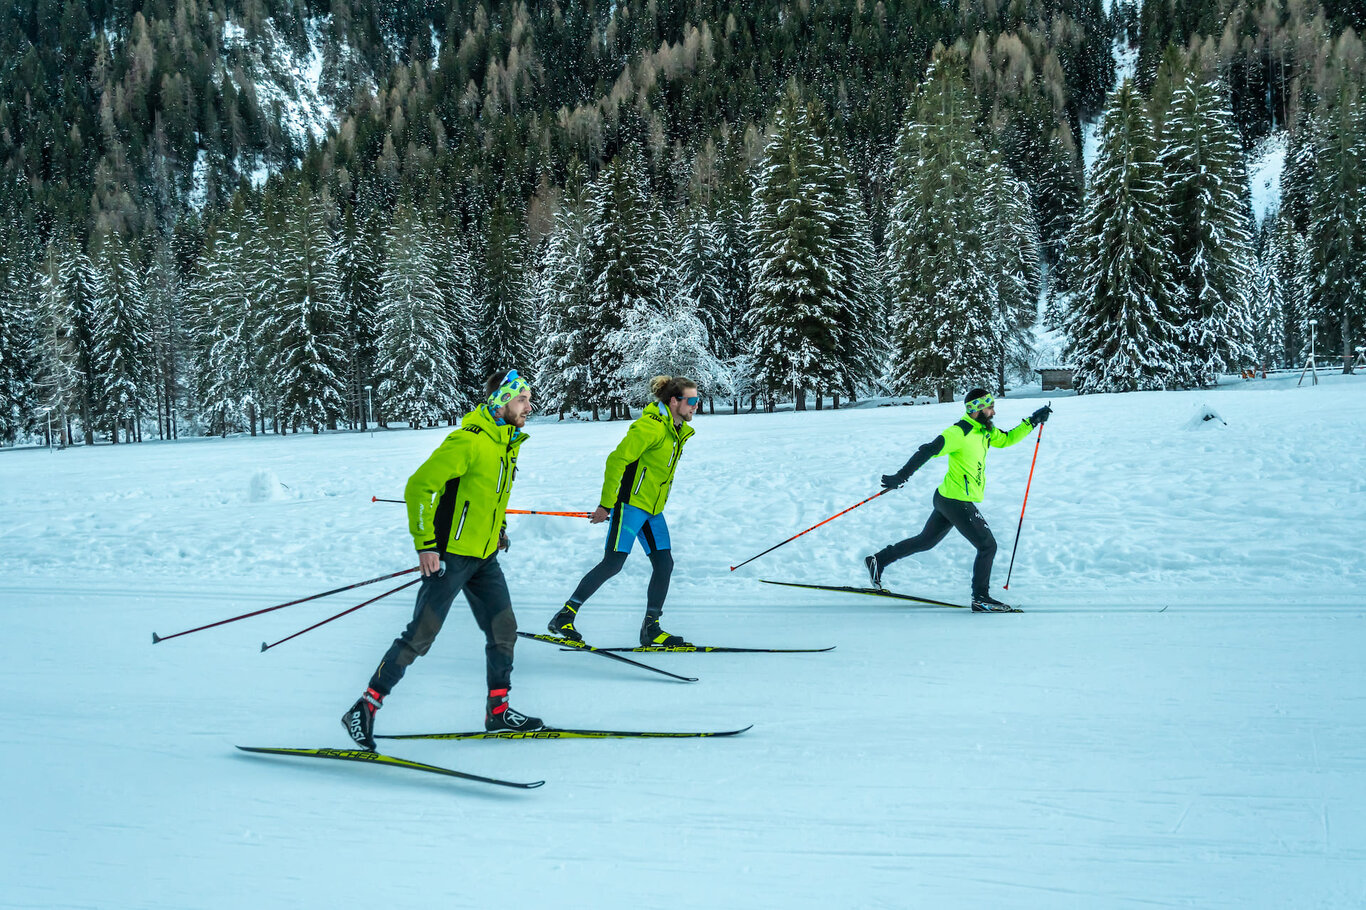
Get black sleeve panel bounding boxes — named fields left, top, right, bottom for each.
left=895, top=435, right=945, bottom=480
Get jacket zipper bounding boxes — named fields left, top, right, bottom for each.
left=633, top=466, right=648, bottom=496
left=453, top=501, right=470, bottom=539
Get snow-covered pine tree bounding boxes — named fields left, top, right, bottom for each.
left=1250, top=236, right=1286, bottom=370
left=747, top=85, right=845, bottom=410
left=674, top=206, right=729, bottom=367
left=264, top=188, right=348, bottom=433
left=333, top=198, right=381, bottom=429
left=36, top=240, right=99, bottom=444
left=982, top=158, right=1043, bottom=392
left=90, top=231, right=153, bottom=443
left=193, top=208, right=265, bottom=437
left=582, top=150, right=666, bottom=417
left=477, top=195, right=534, bottom=381
left=823, top=148, right=882, bottom=407
left=428, top=211, right=478, bottom=418
left=885, top=54, right=999, bottom=401
left=1268, top=208, right=1313, bottom=367
left=1303, top=61, right=1366, bottom=373
left=535, top=174, right=594, bottom=418
left=1065, top=79, right=1186, bottom=393
left=376, top=204, right=463, bottom=427
left=1159, top=73, right=1257, bottom=385
left=0, top=241, right=37, bottom=444
left=142, top=241, right=186, bottom=440
left=610, top=297, right=726, bottom=398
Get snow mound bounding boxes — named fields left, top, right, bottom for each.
left=247, top=469, right=287, bottom=502
left=1183, top=402, right=1227, bottom=429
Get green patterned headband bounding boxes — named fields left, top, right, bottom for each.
left=488, top=370, right=531, bottom=410
left=965, top=394, right=995, bottom=413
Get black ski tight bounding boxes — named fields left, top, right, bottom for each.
left=568, top=548, right=674, bottom=616
left=876, top=490, right=998, bottom=599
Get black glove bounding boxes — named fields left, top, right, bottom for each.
left=498, top=528, right=510, bottom=552
left=1029, top=405, right=1052, bottom=427
left=881, top=473, right=907, bottom=490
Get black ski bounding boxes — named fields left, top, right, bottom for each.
left=580, top=645, right=836, bottom=654
left=760, top=579, right=1023, bottom=612
left=517, top=632, right=698, bottom=682
left=235, top=745, right=545, bottom=789
left=378, top=725, right=753, bottom=741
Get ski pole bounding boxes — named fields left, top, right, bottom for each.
left=371, top=496, right=589, bottom=518
left=730, top=489, right=892, bottom=571
left=152, top=567, right=421, bottom=643
left=1003, top=422, right=1044, bottom=591
left=261, top=577, right=422, bottom=652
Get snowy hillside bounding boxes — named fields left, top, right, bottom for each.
left=2, top=375, right=1365, bottom=908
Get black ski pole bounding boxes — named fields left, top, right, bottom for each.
left=261, top=577, right=422, bottom=652
left=152, top=567, right=420, bottom=644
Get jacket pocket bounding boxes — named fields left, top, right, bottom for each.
left=453, top=501, right=470, bottom=540
left=632, top=466, right=648, bottom=496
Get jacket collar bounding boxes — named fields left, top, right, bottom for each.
left=466, top=405, right=528, bottom=444
left=651, top=401, right=694, bottom=442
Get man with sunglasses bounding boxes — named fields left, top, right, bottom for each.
left=342, top=369, right=544, bottom=750
left=866, top=388, right=1051, bottom=612
left=548, top=375, right=700, bottom=646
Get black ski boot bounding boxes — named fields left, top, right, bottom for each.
left=865, top=555, right=885, bottom=590
left=547, top=602, right=584, bottom=643
left=640, top=614, right=689, bottom=647
left=485, top=687, right=544, bottom=732
left=341, top=687, right=384, bottom=750
left=971, top=594, right=1016, bottom=613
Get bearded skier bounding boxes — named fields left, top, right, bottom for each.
left=865, top=389, right=1051, bottom=612
left=342, top=369, right=543, bottom=751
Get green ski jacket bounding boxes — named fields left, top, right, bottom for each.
left=599, top=401, right=696, bottom=515
left=933, top=415, right=1034, bottom=502
left=405, top=405, right=529, bottom=558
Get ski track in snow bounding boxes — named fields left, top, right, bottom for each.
left=2, top=375, right=1365, bottom=908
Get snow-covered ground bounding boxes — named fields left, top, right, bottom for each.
left=3, top=375, right=1365, bottom=908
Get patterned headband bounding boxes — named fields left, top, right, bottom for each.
left=965, top=394, right=995, bottom=413
left=488, top=370, right=531, bottom=410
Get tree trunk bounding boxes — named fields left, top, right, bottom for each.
left=937, top=386, right=955, bottom=403
left=795, top=388, right=807, bottom=411
left=833, top=391, right=841, bottom=410
left=592, top=404, right=600, bottom=421
left=1343, top=312, right=1354, bottom=375
left=815, top=392, right=823, bottom=410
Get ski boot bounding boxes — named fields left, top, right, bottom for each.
left=971, top=594, right=1017, bottom=613
left=640, top=613, right=690, bottom=647
left=547, top=602, right=584, bottom=643
left=341, top=687, right=384, bottom=750
left=485, top=688, right=544, bottom=732
left=865, top=554, right=886, bottom=591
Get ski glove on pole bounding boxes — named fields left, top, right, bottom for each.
left=881, top=473, right=907, bottom=490
left=1029, top=405, right=1052, bottom=427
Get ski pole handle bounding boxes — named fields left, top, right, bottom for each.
left=730, top=489, right=891, bottom=571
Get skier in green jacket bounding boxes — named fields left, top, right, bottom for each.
left=342, top=369, right=542, bottom=750
left=547, top=375, right=699, bottom=646
left=866, top=388, right=1051, bottom=612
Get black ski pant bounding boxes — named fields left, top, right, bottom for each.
left=567, top=548, right=674, bottom=618
left=876, top=490, right=997, bottom=599
left=368, top=552, right=517, bottom=696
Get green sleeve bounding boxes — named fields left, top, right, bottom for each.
left=991, top=420, right=1035, bottom=448
left=937, top=426, right=965, bottom=456
left=405, top=434, right=473, bottom=551
left=599, top=418, right=660, bottom=509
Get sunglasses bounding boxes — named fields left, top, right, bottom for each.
left=677, top=395, right=700, bottom=406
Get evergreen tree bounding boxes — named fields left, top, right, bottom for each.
left=0, top=251, right=37, bottom=444
left=824, top=149, right=882, bottom=406
left=582, top=151, right=666, bottom=417
left=193, top=209, right=265, bottom=437
left=535, top=175, right=594, bottom=417
left=747, top=86, right=845, bottom=410
left=476, top=195, right=535, bottom=380
left=885, top=55, right=999, bottom=402
left=35, top=240, right=100, bottom=444
left=144, top=241, right=186, bottom=440
left=1159, top=73, right=1257, bottom=384
left=263, top=188, right=348, bottom=433
left=90, top=231, right=153, bottom=443
left=333, top=199, right=382, bottom=429
left=1250, top=240, right=1286, bottom=370
left=1065, top=80, right=1186, bottom=393
left=376, top=204, right=463, bottom=427
left=982, top=159, right=1043, bottom=391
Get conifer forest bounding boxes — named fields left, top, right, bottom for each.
left=0, top=0, right=1363, bottom=444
